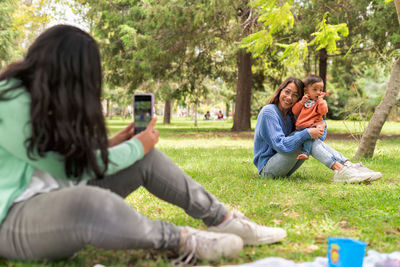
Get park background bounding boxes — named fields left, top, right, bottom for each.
left=1, top=0, right=400, bottom=266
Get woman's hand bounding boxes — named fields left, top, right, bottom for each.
left=108, top=122, right=135, bottom=147
left=308, top=127, right=324, bottom=139
left=134, top=117, right=159, bottom=155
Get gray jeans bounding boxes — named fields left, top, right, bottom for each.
left=261, top=139, right=348, bottom=178
left=0, top=149, right=228, bottom=260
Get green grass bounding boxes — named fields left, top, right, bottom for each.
left=107, top=116, right=400, bottom=137
left=4, top=118, right=400, bottom=267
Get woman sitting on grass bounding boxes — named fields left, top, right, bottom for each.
left=0, top=25, right=286, bottom=263
left=253, top=77, right=382, bottom=183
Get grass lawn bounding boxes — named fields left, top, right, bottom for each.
left=4, top=117, right=400, bottom=267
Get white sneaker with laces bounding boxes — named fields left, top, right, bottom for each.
left=344, top=161, right=382, bottom=181
left=208, top=211, right=287, bottom=245
left=333, top=165, right=372, bottom=183
left=176, top=226, right=243, bottom=264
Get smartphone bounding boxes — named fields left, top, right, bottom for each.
left=133, top=93, right=154, bottom=134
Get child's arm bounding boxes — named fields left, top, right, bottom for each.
left=317, top=93, right=328, bottom=115
left=292, top=102, right=303, bottom=116
left=292, top=94, right=309, bottom=115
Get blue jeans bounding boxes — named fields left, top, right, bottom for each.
left=296, top=128, right=313, bottom=156
left=301, top=139, right=312, bottom=156
left=260, top=139, right=348, bottom=178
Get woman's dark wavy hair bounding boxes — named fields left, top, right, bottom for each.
left=268, top=77, right=305, bottom=130
left=0, top=24, right=109, bottom=179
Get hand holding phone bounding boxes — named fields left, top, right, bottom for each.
left=133, top=93, right=154, bottom=134
left=134, top=117, right=159, bottom=154
left=108, top=122, right=134, bottom=147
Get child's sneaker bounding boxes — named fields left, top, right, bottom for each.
left=176, top=226, right=243, bottom=264
left=333, top=165, right=372, bottom=183
left=344, top=161, right=382, bottom=181
left=208, top=211, right=286, bottom=245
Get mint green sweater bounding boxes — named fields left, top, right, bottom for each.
left=0, top=79, right=144, bottom=224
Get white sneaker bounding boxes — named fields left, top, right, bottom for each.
left=208, top=211, right=287, bottom=245
left=177, top=226, right=243, bottom=264
left=344, top=161, right=382, bottom=181
left=333, top=165, right=372, bottom=183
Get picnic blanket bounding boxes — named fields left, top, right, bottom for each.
left=223, top=250, right=400, bottom=267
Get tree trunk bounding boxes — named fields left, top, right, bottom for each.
left=226, top=102, right=230, bottom=119
left=163, top=99, right=172, bottom=124
left=232, top=49, right=252, bottom=131
left=194, top=102, right=198, bottom=127
left=354, top=58, right=400, bottom=159
left=396, top=0, right=400, bottom=25
left=354, top=1, right=400, bottom=159
left=319, top=48, right=328, bottom=91
left=106, top=99, right=112, bottom=119
left=121, top=107, right=126, bottom=119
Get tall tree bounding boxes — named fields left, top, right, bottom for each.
left=354, top=0, right=400, bottom=159
left=241, top=1, right=348, bottom=88
left=1, top=0, right=53, bottom=68
left=232, top=4, right=256, bottom=131
left=233, top=49, right=253, bottom=130
left=80, top=0, right=239, bottom=124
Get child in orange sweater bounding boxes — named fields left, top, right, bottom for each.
left=292, top=75, right=328, bottom=160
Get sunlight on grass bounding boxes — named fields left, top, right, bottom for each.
left=122, top=134, right=400, bottom=265
left=6, top=118, right=400, bottom=266
left=108, top=118, right=400, bottom=265
left=107, top=117, right=400, bottom=137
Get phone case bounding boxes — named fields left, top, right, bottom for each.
left=133, top=93, right=154, bottom=134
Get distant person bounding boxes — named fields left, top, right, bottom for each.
left=253, top=77, right=382, bottom=183
left=217, top=110, right=224, bottom=120
left=291, top=75, right=327, bottom=160
left=204, top=111, right=211, bottom=120
left=0, top=25, right=286, bottom=263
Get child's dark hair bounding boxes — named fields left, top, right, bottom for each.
left=304, top=74, right=323, bottom=87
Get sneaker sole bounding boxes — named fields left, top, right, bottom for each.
left=244, top=230, right=287, bottom=245
left=334, top=176, right=372, bottom=183
left=367, top=175, right=382, bottom=182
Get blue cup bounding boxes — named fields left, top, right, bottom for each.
left=327, top=237, right=367, bottom=267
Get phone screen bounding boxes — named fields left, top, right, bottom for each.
left=134, top=94, right=153, bottom=134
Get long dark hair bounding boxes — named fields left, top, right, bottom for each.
left=0, top=25, right=109, bottom=179
left=268, top=77, right=304, bottom=130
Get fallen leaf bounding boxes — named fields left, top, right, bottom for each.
left=272, top=219, right=282, bottom=225
left=315, top=234, right=325, bottom=244
left=283, top=211, right=300, bottom=218
left=269, top=202, right=281, bottom=207
left=305, top=245, right=319, bottom=253
left=385, top=230, right=396, bottom=235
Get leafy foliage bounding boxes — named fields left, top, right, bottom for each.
left=79, top=0, right=241, bottom=108
left=0, top=0, right=20, bottom=68
left=309, top=13, right=348, bottom=54
left=241, top=2, right=349, bottom=66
